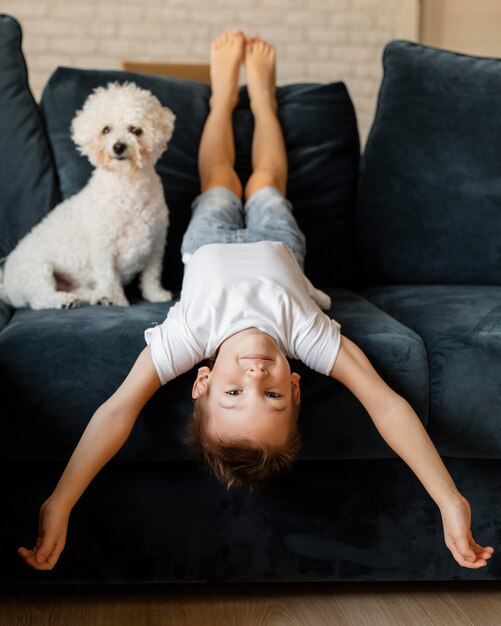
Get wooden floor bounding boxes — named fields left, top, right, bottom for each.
left=1, top=582, right=500, bottom=625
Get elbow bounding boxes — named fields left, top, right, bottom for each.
left=374, top=395, right=411, bottom=424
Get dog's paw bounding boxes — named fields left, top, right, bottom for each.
left=61, top=295, right=81, bottom=309
left=96, top=294, right=130, bottom=307
left=96, top=296, right=114, bottom=306
left=144, top=289, right=173, bottom=302
left=154, top=290, right=173, bottom=302
left=112, top=294, right=130, bottom=307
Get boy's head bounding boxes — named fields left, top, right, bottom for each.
left=184, top=328, right=302, bottom=492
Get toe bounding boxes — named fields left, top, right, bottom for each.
left=213, top=33, right=226, bottom=48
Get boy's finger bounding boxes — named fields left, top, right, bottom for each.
left=18, top=547, right=57, bottom=570
left=17, top=546, right=32, bottom=561
left=475, top=543, right=494, bottom=554
left=39, top=537, right=65, bottom=567
left=18, top=548, right=44, bottom=569
left=473, top=543, right=494, bottom=559
left=18, top=546, right=38, bottom=562
left=450, top=543, right=486, bottom=568
left=45, top=545, right=63, bottom=569
left=27, top=556, right=54, bottom=570
left=35, top=536, right=56, bottom=563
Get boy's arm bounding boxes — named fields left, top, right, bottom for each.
left=329, top=334, right=494, bottom=569
left=18, top=345, right=161, bottom=570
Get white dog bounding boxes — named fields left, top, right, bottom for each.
left=0, top=81, right=175, bottom=310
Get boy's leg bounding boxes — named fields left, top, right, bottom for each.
left=242, top=36, right=306, bottom=267
left=244, top=36, right=287, bottom=200
left=181, top=30, right=245, bottom=261
left=198, top=30, right=244, bottom=198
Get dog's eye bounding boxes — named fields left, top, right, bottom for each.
left=129, top=126, right=143, bottom=136
left=102, top=126, right=111, bottom=135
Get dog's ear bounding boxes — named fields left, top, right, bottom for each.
left=158, top=107, right=176, bottom=145
left=70, top=107, right=88, bottom=155
left=70, top=85, right=109, bottom=158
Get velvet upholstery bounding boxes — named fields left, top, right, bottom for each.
left=0, top=301, right=13, bottom=332
left=0, top=15, right=59, bottom=259
left=40, top=68, right=359, bottom=288
left=1, top=14, right=500, bottom=584
left=0, top=289, right=427, bottom=464
left=355, top=40, right=501, bottom=287
left=4, top=458, right=501, bottom=583
left=361, top=285, right=501, bottom=458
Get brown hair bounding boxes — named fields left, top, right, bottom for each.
left=183, top=387, right=302, bottom=493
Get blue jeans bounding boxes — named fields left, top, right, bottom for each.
left=180, top=185, right=307, bottom=269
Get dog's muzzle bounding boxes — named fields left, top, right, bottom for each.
left=113, top=142, right=128, bottom=158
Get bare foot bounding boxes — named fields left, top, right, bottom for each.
left=209, top=29, right=245, bottom=110
left=244, top=35, right=278, bottom=113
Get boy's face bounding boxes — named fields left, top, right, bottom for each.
left=192, top=329, right=301, bottom=448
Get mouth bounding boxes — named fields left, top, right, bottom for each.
left=112, top=155, right=129, bottom=161
left=240, top=354, right=273, bottom=361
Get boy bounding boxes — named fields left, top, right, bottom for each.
left=18, top=30, right=494, bottom=571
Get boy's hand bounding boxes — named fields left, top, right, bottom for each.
left=18, top=498, right=70, bottom=570
left=439, top=494, right=495, bottom=568
left=16, top=346, right=160, bottom=572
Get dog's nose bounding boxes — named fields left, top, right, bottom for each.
left=113, top=142, right=127, bottom=156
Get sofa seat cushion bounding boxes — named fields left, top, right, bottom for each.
left=360, top=284, right=501, bottom=458
left=39, top=68, right=359, bottom=290
left=0, top=290, right=427, bottom=463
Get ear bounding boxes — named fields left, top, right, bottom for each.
left=70, top=85, right=107, bottom=156
left=70, top=107, right=90, bottom=157
left=291, top=372, right=301, bottom=404
left=192, top=366, right=211, bottom=399
left=158, top=106, right=176, bottom=144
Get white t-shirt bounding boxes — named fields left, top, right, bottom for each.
left=144, top=241, right=341, bottom=385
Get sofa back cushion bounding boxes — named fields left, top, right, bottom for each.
left=0, top=14, right=59, bottom=259
left=40, top=68, right=359, bottom=289
left=355, top=40, right=501, bottom=287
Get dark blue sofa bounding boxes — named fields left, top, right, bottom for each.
left=1, top=14, right=500, bottom=583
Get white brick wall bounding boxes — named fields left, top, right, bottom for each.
left=2, top=0, right=400, bottom=146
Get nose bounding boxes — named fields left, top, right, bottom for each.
left=245, top=365, right=268, bottom=377
left=113, top=142, right=127, bottom=155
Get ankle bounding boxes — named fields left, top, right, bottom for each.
left=209, top=93, right=238, bottom=113
left=249, top=93, right=278, bottom=117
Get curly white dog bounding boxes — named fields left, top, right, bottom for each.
left=0, top=81, right=175, bottom=310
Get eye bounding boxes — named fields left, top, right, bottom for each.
left=129, top=126, right=143, bottom=136
left=102, top=126, right=111, bottom=134
left=225, top=390, right=242, bottom=396
left=265, top=392, right=282, bottom=398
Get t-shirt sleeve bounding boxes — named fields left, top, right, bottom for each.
left=302, top=274, right=332, bottom=311
left=294, top=312, right=342, bottom=376
left=144, top=312, right=204, bottom=385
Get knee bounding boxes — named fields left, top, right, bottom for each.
left=202, top=166, right=242, bottom=199
left=245, top=169, right=286, bottom=200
